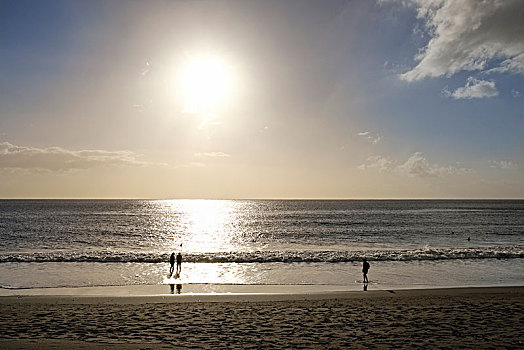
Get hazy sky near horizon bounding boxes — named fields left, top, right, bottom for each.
left=1, top=0, right=523, bottom=198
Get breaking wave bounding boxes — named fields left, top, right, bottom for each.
left=1, top=246, right=523, bottom=264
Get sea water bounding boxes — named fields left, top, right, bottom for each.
left=0, top=200, right=523, bottom=291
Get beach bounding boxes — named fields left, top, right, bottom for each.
left=1, top=286, right=522, bottom=349
left=1, top=200, right=523, bottom=348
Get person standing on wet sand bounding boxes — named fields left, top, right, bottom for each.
left=176, top=252, right=182, bottom=274
left=362, top=258, right=370, bottom=283
left=169, top=252, right=175, bottom=276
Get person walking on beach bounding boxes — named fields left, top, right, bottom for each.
left=362, top=258, right=370, bottom=283
left=169, top=252, right=175, bottom=276
left=176, top=252, right=182, bottom=274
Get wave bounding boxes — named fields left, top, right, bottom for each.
left=1, top=246, right=523, bottom=264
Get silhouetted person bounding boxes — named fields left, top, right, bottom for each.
left=169, top=283, right=175, bottom=294
left=363, top=282, right=368, bottom=291
left=169, top=252, right=175, bottom=276
left=176, top=252, right=182, bottom=274
left=176, top=283, right=182, bottom=294
left=362, top=258, right=370, bottom=283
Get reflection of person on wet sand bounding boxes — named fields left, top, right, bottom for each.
left=362, top=258, right=370, bottom=283
left=176, top=252, right=182, bottom=274
left=176, top=284, right=182, bottom=294
left=169, top=252, right=175, bottom=276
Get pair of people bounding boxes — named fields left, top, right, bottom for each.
left=169, top=252, right=182, bottom=276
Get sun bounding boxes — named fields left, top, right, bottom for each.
left=176, top=55, right=235, bottom=114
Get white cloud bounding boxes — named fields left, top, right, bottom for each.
left=398, top=0, right=524, bottom=82
left=357, top=131, right=382, bottom=144
left=194, top=152, right=231, bottom=158
left=359, top=152, right=471, bottom=177
left=358, top=156, right=394, bottom=172
left=487, top=53, right=524, bottom=75
left=396, top=153, right=471, bottom=177
left=0, top=142, right=148, bottom=172
left=511, top=89, right=521, bottom=97
left=442, top=77, right=498, bottom=99
left=396, top=152, right=434, bottom=177
left=489, top=160, right=516, bottom=169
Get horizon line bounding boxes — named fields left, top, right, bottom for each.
left=1, top=197, right=523, bottom=201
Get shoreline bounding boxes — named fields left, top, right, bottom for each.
left=4, top=259, right=523, bottom=292
left=1, top=285, right=522, bottom=303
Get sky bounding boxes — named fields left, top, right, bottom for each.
left=0, top=0, right=523, bottom=199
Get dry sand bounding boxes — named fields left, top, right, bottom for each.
left=1, top=287, right=522, bottom=349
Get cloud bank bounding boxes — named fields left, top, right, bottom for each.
left=359, top=152, right=471, bottom=177
left=0, top=142, right=147, bottom=172
left=397, top=0, right=524, bottom=82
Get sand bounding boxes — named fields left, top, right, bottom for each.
left=1, top=287, right=522, bottom=349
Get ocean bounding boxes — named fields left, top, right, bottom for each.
left=1, top=199, right=523, bottom=292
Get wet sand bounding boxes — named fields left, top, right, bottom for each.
left=1, top=287, right=522, bottom=349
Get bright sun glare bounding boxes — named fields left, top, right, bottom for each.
left=176, top=55, right=235, bottom=114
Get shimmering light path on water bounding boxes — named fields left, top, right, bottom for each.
left=0, top=200, right=523, bottom=290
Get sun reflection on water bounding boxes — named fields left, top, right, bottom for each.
left=153, top=199, right=250, bottom=253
